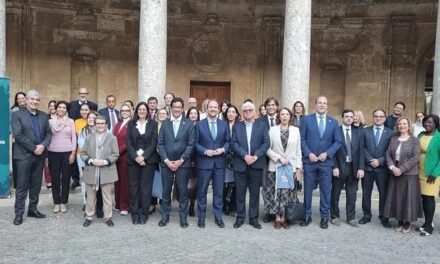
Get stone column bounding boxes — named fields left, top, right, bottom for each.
left=432, top=3, right=440, bottom=115
left=138, top=0, right=167, bottom=103
left=281, top=0, right=312, bottom=110
left=0, top=0, right=6, bottom=77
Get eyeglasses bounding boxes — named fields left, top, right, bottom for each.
left=120, top=110, right=131, bottom=112
left=95, top=122, right=106, bottom=125
left=243, top=109, right=253, bottom=113
left=79, top=93, right=88, bottom=95
left=373, top=115, right=385, bottom=118
left=416, top=115, right=424, bottom=118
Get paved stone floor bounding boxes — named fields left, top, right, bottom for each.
left=0, top=188, right=439, bottom=264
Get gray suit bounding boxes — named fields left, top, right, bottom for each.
left=11, top=108, right=52, bottom=216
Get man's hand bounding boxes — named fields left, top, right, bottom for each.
left=244, top=154, right=256, bottom=165
left=333, top=168, right=339, bottom=178
left=357, top=169, right=365, bottom=179
left=213, top=148, right=225, bottom=155
left=318, top=152, right=328, bottom=162
left=308, top=153, right=319, bottom=162
left=369, top=159, right=380, bottom=168
left=34, top=145, right=45, bottom=156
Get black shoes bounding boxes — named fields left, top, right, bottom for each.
left=262, top=214, right=275, bottom=223
left=381, top=219, right=392, bottom=228
left=139, top=217, right=147, bottom=225
left=27, top=210, right=46, bottom=219
left=132, top=216, right=140, bottom=225
left=300, top=217, right=312, bottom=227
left=70, top=181, right=80, bottom=191
left=83, top=219, right=92, bottom=227
left=358, top=217, right=371, bottom=225
left=180, top=220, right=189, bottom=228
left=215, top=219, right=225, bottom=228
left=106, top=219, right=114, bottom=227
left=13, top=215, right=23, bottom=225
left=249, top=220, right=262, bottom=229
left=233, top=220, right=244, bottom=229
left=197, top=219, right=205, bottom=228
left=320, top=218, right=328, bottom=229
left=158, top=218, right=169, bottom=227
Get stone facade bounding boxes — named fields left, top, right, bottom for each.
left=5, top=0, right=438, bottom=121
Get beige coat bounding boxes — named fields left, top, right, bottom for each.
left=80, top=132, right=120, bottom=185
left=266, top=125, right=302, bottom=172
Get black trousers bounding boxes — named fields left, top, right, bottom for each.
left=160, top=166, right=189, bottom=221
left=71, top=160, right=80, bottom=184
left=14, top=156, right=44, bottom=216
left=235, top=167, right=263, bottom=223
left=48, top=151, right=71, bottom=204
left=330, top=163, right=359, bottom=221
left=361, top=169, right=389, bottom=219
left=128, top=163, right=155, bottom=221
left=12, top=143, right=17, bottom=189
left=421, top=194, right=435, bottom=233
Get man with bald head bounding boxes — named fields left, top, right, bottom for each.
left=300, top=96, right=341, bottom=229
left=69, top=87, right=98, bottom=120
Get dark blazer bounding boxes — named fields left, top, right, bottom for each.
left=98, top=107, right=121, bottom=128
left=69, top=100, right=98, bottom=120
left=333, top=125, right=365, bottom=176
left=363, top=126, right=393, bottom=172
left=386, top=135, right=420, bottom=176
left=259, top=114, right=276, bottom=129
left=126, top=119, right=159, bottom=165
left=11, top=108, right=52, bottom=160
left=195, top=118, right=230, bottom=169
left=300, top=113, right=342, bottom=167
left=158, top=117, right=195, bottom=168
left=231, top=119, right=270, bottom=172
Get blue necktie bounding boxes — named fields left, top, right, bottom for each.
left=375, top=127, right=381, bottom=146
left=318, top=116, right=325, bottom=137
left=210, top=121, right=217, bottom=139
left=173, top=120, right=179, bottom=137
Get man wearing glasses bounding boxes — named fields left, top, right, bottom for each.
left=69, top=87, right=98, bottom=120
left=359, top=109, right=393, bottom=228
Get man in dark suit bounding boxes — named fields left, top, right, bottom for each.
left=158, top=97, right=195, bottom=228
left=147, top=96, right=159, bottom=121
left=300, top=96, right=342, bottom=229
left=98, top=95, right=120, bottom=133
left=10, top=90, right=52, bottom=225
left=68, top=87, right=98, bottom=120
left=330, top=109, right=365, bottom=227
left=163, top=92, right=175, bottom=118
left=231, top=102, right=270, bottom=229
left=384, top=101, right=405, bottom=130
left=359, top=109, right=393, bottom=228
left=195, top=99, right=230, bottom=228
left=259, top=97, right=279, bottom=224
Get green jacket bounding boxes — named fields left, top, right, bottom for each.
left=419, top=130, right=440, bottom=177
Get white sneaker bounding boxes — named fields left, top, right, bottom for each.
left=120, top=210, right=128, bottom=216
left=60, top=204, right=68, bottom=213
left=53, top=204, right=60, bottom=213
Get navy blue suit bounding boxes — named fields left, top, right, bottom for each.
left=361, top=125, right=393, bottom=221
left=300, top=113, right=342, bottom=219
left=195, top=118, right=230, bottom=221
left=231, top=119, right=270, bottom=223
left=68, top=100, right=98, bottom=120
left=98, top=107, right=120, bottom=132
left=158, top=117, right=195, bottom=221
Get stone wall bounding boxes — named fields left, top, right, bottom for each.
left=5, top=0, right=438, bottom=122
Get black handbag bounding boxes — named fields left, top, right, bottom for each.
left=285, top=181, right=304, bottom=222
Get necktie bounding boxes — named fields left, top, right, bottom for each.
left=173, top=119, right=179, bottom=137
left=210, top=121, right=217, bottom=139
left=150, top=111, right=155, bottom=120
left=375, top=127, right=381, bottom=146
left=345, top=128, right=352, bottom=162
left=319, top=116, right=325, bottom=137
left=110, top=110, right=116, bottom=132
left=270, top=117, right=274, bottom=127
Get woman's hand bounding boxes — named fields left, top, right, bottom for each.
left=295, top=168, right=303, bottom=181
left=69, top=153, right=75, bottom=164
left=279, top=157, right=289, bottom=165
left=135, top=156, right=145, bottom=165
left=427, top=176, right=436, bottom=184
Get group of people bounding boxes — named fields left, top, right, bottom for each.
left=10, top=89, right=440, bottom=236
